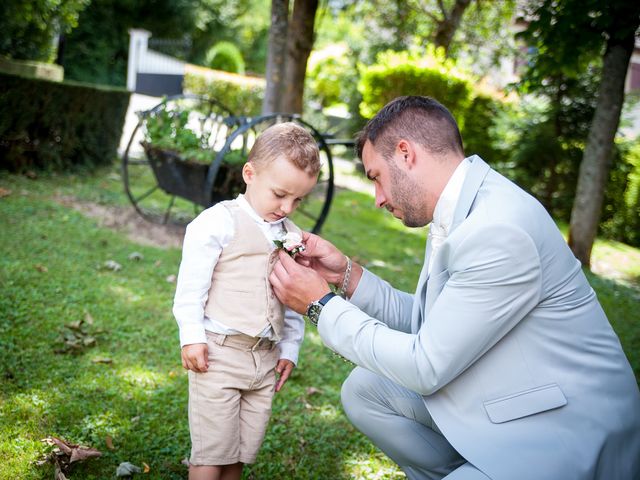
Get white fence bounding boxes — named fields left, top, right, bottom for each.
left=127, top=29, right=185, bottom=97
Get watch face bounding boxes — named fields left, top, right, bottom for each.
left=306, top=302, right=322, bottom=325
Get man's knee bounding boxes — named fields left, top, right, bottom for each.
left=341, top=367, right=375, bottom=427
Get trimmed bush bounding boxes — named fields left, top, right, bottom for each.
left=0, top=72, right=129, bottom=172
left=184, top=64, right=264, bottom=117
left=358, top=49, right=511, bottom=162
left=205, top=41, right=246, bottom=75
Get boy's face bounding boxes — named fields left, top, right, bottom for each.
left=242, top=156, right=318, bottom=222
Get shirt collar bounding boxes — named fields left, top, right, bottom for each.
left=236, top=194, right=286, bottom=226
left=431, top=157, right=471, bottom=235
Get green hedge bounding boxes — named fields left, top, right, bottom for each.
left=358, top=49, right=510, bottom=164
left=184, top=65, right=264, bottom=117
left=0, top=72, right=130, bottom=172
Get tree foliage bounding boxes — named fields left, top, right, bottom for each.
left=61, top=0, right=259, bottom=86
left=0, top=0, right=90, bottom=62
left=62, top=0, right=199, bottom=86
left=326, top=0, right=516, bottom=72
left=518, top=0, right=640, bottom=264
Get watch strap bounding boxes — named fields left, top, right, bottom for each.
left=318, top=291, right=337, bottom=306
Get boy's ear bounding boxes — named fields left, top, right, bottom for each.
left=242, top=162, right=255, bottom=184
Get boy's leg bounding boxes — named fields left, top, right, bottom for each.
left=220, top=462, right=243, bottom=480
left=189, top=334, right=244, bottom=466
left=237, top=346, right=279, bottom=464
left=189, top=465, right=222, bottom=480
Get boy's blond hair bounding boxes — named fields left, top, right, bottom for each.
left=247, top=122, right=321, bottom=176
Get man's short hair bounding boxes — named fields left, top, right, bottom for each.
left=248, top=122, right=321, bottom=176
left=356, top=96, right=464, bottom=161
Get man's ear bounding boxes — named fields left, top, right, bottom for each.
left=242, top=162, right=255, bottom=184
left=396, top=139, right=416, bottom=170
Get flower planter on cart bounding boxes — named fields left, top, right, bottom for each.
left=122, top=94, right=334, bottom=233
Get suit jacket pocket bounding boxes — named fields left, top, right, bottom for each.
left=483, top=383, right=567, bottom=424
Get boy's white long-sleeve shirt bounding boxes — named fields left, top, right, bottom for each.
left=173, top=194, right=305, bottom=364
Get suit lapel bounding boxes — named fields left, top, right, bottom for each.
left=411, top=233, right=433, bottom=331
left=411, top=155, right=492, bottom=333
left=450, top=155, right=491, bottom=233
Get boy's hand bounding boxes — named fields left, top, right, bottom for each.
left=275, top=359, right=295, bottom=392
left=181, top=343, right=209, bottom=372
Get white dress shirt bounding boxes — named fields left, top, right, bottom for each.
left=427, top=158, right=471, bottom=274
left=173, top=194, right=305, bottom=364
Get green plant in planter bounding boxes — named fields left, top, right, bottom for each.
left=144, top=107, right=212, bottom=163
left=142, top=105, right=250, bottom=200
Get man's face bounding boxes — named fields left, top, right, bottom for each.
left=362, top=140, right=430, bottom=228
left=243, top=156, right=317, bottom=222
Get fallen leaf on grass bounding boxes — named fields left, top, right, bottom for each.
left=154, top=260, right=162, bottom=267
left=54, top=463, right=68, bottom=480
left=306, top=387, right=321, bottom=396
left=35, top=264, right=48, bottom=273
left=106, top=435, right=115, bottom=450
left=128, top=251, right=144, bottom=261
left=143, top=462, right=150, bottom=473
left=92, top=357, right=113, bottom=364
left=117, top=461, right=142, bottom=476
left=56, top=316, right=100, bottom=354
left=67, top=320, right=83, bottom=330
left=166, top=274, right=176, bottom=283
left=38, top=436, right=102, bottom=479
left=85, top=312, right=94, bottom=325
left=103, top=260, right=122, bottom=271
left=0, top=187, right=11, bottom=198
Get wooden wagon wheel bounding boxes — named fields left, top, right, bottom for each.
left=205, top=114, right=334, bottom=234
left=121, top=93, right=236, bottom=224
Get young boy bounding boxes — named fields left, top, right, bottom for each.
left=173, top=122, right=320, bottom=480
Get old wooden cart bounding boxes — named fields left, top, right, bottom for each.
left=121, top=94, right=337, bottom=233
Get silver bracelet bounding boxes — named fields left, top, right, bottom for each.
left=338, top=256, right=352, bottom=298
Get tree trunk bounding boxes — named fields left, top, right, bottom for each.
left=281, top=0, right=318, bottom=114
left=568, top=33, right=635, bottom=267
left=433, top=0, right=473, bottom=54
left=262, top=0, right=290, bottom=115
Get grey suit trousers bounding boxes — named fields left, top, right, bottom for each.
left=341, top=367, right=491, bottom=480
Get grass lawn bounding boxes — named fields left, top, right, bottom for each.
left=1, top=165, right=638, bottom=480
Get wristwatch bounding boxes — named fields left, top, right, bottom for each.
left=305, top=292, right=337, bottom=326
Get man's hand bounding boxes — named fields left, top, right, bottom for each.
left=181, top=343, right=209, bottom=372
left=295, top=232, right=348, bottom=285
left=275, top=359, right=294, bottom=392
left=270, top=250, right=331, bottom=314
left=296, top=232, right=363, bottom=297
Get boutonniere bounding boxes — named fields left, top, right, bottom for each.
left=274, top=231, right=306, bottom=257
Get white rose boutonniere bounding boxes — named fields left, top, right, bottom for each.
left=274, top=231, right=306, bottom=257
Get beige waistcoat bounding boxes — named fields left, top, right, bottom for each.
left=204, top=200, right=301, bottom=340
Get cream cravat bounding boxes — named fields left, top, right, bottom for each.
left=427, top=222, right=447, bottom=275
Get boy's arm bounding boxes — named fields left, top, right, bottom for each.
left=173, top=204, right=234, bottom=348
left=274, top=308, right=305, bottom=392
left=276, top=308, right=305, bottom=365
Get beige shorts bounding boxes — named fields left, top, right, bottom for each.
left=188, top=331, right=279, bottom=466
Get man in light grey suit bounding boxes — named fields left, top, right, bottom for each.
left=269, top=96, right=640, bottom=479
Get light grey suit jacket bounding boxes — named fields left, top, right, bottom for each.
left=318, top=156, right=640, bottom=479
